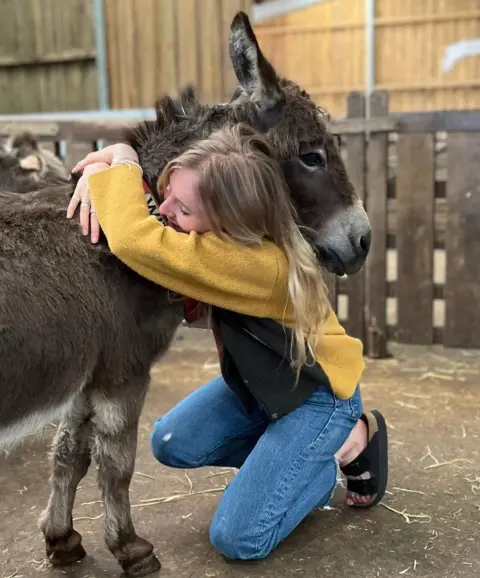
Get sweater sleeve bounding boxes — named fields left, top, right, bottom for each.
left=88, top=164, right=290, bottom=319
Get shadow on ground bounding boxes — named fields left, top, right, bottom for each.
left=1, top=328, right=479, bottom=578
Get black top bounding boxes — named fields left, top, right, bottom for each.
left=211, top=307, right=331, bottom=421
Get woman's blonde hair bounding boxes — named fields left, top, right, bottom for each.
left=157, top=123, right=330, bottom=376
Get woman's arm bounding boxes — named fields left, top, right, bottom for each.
left=88, top=164, right=291, bottom=320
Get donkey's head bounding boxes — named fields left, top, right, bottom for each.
left=227, top=13, right=371, bottom=275
left=0, top=132, right=67, bottom=194
left=129, top=12, right=370, bottom=276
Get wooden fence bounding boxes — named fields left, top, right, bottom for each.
left=255, top=0, right=480, bottom=116
left=104, top=0, right=252, bottom=108
left=1, top=90, right=479, bottom=356
left=0, top=0, right=98, bottom=113
left=330, top=90, right=480, bottom=356
left=0, top=0, right=252, bottom=113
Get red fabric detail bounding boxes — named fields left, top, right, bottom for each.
left=184, top=299, right=223, bottom=360
left=142, top=179, right=152, bottom=194
left=184, top=298, right=205, bottom=323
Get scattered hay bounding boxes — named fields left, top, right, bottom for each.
left=184, top=470, right=193, bottom=494
left=381, top=503, right=431, bottom=524
left=207, top=468, right=238, bottom=478
left=421, top=446, right=472, bottom=470
left=29, top=559, right=50, bottom=573
left=393, top=487, right=428, bottom=497
left=80, top=500, right=102, bottom=507
left=132, top=486, right=227, bottom=508
left=76, top=483, right=97, bottom=491
left=465, top=475, right=480, bottom=494
left=418, top=372, right=458, bottom=382
left=73, top=514, right=104, bottom=522
left=134, top=471, right=156, bottom=480
left=425, top=458, right=472, bottom=470
left=2, top=570, right=19, bottom=578
left=202, top=357, right=221, bottom=371
left=399, top=560, right=419, bottom=575
left=395, top=401, right=419, bottom=410
left=400, top=393, right=432, bottom=400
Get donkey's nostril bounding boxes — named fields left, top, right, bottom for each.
left=359, top=230, right=371, bottom=255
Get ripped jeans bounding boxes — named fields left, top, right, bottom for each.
left=150, top=376, right=362, bottom=560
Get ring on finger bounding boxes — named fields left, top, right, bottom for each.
left=90, top=206, right=96, bottom=214
left=81, top=200, right=90, bottom=208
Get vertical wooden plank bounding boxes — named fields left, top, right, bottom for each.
left=343, top=91, right=366, bottom=341
left=39, top=139, right=56, bottom=154
left=157, top=0, right=178, bottom=96
left=365, top=91, right=389, bottom=358
left=132, top=0, right=156, bottom=108
left=64, top=141, right=96, bottom=173
left=176, top=0, right=199, bottom=91
left=116, top=0, right=136, bottom=108
left=198, top=0, right=223, bottom=104
left=444, top=134, right=480, bottom=348
left=396, top=133, right=434, bottom=344
left=104, top=0, right=121, bottom=108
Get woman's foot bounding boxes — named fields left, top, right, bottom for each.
left=335, top=410, right=388, bottom=508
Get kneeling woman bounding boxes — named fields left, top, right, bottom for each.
left=69, top=124, right=388, bottom=561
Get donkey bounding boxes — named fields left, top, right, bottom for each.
left=0, top=12, right=371, bottom=578
left=0, top=131, right=67, bottom=193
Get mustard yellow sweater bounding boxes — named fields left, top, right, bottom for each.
left=89, top=164, right=365, bottom=399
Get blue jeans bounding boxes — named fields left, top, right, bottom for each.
left=150, top=376, right=362, bottom=560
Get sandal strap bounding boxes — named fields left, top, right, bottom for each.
left=341, top=452, right=373, bottom=478
left=341, top=413, right=378, bottom=479
left=345, top=476, right=378, bottom=496
left=340, top=409, right=388, bottom=505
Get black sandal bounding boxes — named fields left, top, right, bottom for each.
left=340, top=409, right=389, bottom=508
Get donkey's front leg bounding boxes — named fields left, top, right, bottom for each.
left=92, top=382, right=161, bottom=577
left=39, top=395, right=92, bottom=566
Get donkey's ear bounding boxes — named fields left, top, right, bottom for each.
left=154, top=95, right=181, bottom=130
left=12, top=131, right=39, bottom=151
left=229, top=11, right=285, bottom=129
left=178, top=85, right=202, bottom=117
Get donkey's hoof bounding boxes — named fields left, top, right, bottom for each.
left=49, top=543, right=86, bottom=567
left=122, top=553, right=161, bottom=577
left=46, top=529, right=87, bottom=567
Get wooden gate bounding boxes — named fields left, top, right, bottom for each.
left=329, top=91, right=480, bottom=356
left=1, top=90, right=480, bottom=356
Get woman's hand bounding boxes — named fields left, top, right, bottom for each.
left=72, top=143, right=139, bottom=174
left=67, top=162, right=109, bottom=243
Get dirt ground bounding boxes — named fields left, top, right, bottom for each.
left=1, top=328, right=479, bottom=578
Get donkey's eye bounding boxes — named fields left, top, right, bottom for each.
left=300, top=150, right=327, bottom=170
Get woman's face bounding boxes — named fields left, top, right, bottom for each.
left=158, top=168, right=211, bottom=234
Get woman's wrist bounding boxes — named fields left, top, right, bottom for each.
left=111, top=156, right=143, bottom=176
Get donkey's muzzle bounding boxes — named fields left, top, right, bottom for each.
left=315, top=201, right=371, bottom=277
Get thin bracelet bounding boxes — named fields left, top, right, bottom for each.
left=111, top=156, right=143, bottom=176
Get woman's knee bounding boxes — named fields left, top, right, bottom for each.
left=149, top=416, right=198, bottom=468
left=209, top=513, right=276, bottom=561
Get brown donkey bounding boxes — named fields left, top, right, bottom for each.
left=0, top=131, right=67, bottom=193
left=0, top=12, right=371, bottom=577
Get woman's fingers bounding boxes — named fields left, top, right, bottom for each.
left=66, top=174, right=101, bottom=242
left=80, top=198, right=91, bottom=236
left=66, top=190, right=81, bottom=219
left=72, top=143, right=139, bottom=174
left=90, top=210, right=100, bottom=244
left=72, top=150, right=113, bottom=173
